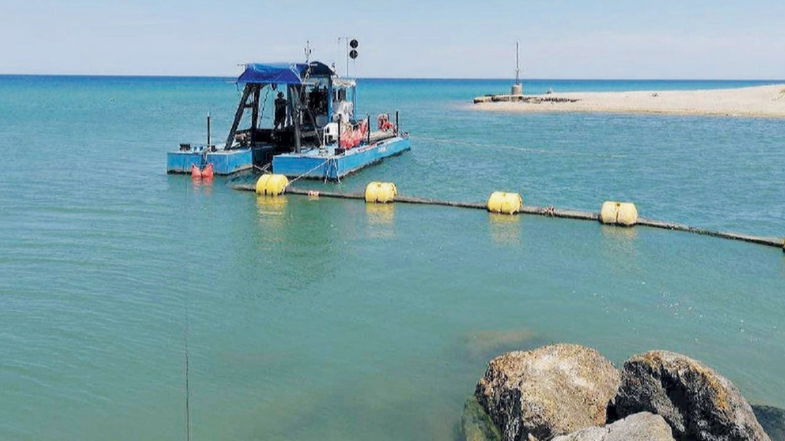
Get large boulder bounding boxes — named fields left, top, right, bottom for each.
left=753, top=405, right=785, bottom=441
left=614, top=350, right=771, bottom=441
left=475, top=344, right=621, bottom=441
left=462, top=395, right=502, bottom=441
left=552, top=412, right=675, bottom=441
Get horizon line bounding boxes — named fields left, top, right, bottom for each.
left=1, top=73, right=785, bottom=82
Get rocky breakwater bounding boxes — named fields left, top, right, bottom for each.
left=463, top=344, right=780, bottom=441
left=614, top=351, right=771, bottom=441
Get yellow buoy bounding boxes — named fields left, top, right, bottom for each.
left=487, top=192, right=523, bottom=215
left=365, top=182, right=397, bottom=203
left=600, top=201, right=638, bottom=226
left=255, top=174, right=289, bottom=196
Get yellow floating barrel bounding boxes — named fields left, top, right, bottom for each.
left=487, top=192, right=523, bottom=215
left=255, top=174, right=289, bottom=196
left=600, top=201, right=638, bottom=226
left=365, top=182, right=397, bottom=203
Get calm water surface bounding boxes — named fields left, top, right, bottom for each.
left=1, top=76, right=784, bottom=440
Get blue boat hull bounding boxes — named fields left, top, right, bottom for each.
left=167, top=148, right=253, bottom=175
left=272, top=136, right=411, bottom=180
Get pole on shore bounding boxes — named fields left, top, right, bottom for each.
left=515, top=41, right=520, bottom=85
left=511, top=41, right=523, bottom=95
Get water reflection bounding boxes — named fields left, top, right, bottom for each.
left=599, top=224, right=642, bottom=277
left=191, top=177, right=213, bottom=195
left=366, top=204, right=395, bottom=238
left=488, top=213, right=522, bottom=245
left=256, top=195, right=288, bottom=231
left=599, top=224, right=638, bottom=241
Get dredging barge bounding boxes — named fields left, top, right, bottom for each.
left=167, top=61, right=410, bottom=179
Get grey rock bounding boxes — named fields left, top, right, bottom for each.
left=753, top=405, right=785, bottom=441
left=475, top=344, right=621, bottom=441
left=614, top=350, right=771, bottom=441
left=552, top=412, right=675, bottom=441
left=462, top=395, right=502, bottom=441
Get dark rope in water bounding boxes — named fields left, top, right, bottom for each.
left=229, top=183, right=784, bottom=250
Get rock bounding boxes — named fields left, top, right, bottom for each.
left=614, top=350, right=771, bottom=441
left=552, top=412, right=675, bottom=441
left=462, top=395, right=502, bottom=441
left=753, top=405, right=785, bottom=441
left=475, top=344, right=621, bottom=441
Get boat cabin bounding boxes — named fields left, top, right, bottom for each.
left=227, top=62, right=355, bottom=157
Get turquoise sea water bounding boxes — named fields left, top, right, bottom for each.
left=1, top=75, right=784, bottom=440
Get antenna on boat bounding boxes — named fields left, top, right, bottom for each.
left=206, top=111, right=211, bottom=149
left=338, top=37, right=358, bottom=77
left=349, top=39, right=358, bottom=79
left=338, top=37, right=349, bottom=77
left=304, top=40, right=312, bottom=63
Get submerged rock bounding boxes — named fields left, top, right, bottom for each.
left=614, top=350, right=771, bottom=441
left=753, top=405, right=785, bottom=441
left=475, top=343, right=620, bottom=441
left=551, top=412, right=675, bottom=441
left=464, top=328, right=541, bottom=360
left=462, top=395, right=502, bottom=441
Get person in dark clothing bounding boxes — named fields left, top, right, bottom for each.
left=274, top=92, right=287, bottom=130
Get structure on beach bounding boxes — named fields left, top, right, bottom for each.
left=511, top=41, right=523, bottom=96
left=472, top=41, right=571, bottom=104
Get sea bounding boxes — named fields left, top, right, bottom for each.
left=1, top=75, right=784, bottom=440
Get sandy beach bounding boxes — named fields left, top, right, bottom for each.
left=473, top=84, right=785, bottom=118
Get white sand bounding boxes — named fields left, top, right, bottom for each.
left=473, top=84, right=785, bottom=118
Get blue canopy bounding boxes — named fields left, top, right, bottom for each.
left=237, top=62, right=333, bottom=85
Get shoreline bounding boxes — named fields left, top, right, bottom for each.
left=472, top=84, right=785, bottom=118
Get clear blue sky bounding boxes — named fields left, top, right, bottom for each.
left=3, top=0, right=784, bottom=79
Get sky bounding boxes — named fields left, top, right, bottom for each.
left=2, top=0, right=784, bottom=79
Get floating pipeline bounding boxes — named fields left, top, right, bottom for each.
left=230, top=179, right=785, bottom=251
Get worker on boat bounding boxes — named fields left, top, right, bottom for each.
left=274, top=92, right=287, bottom=130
